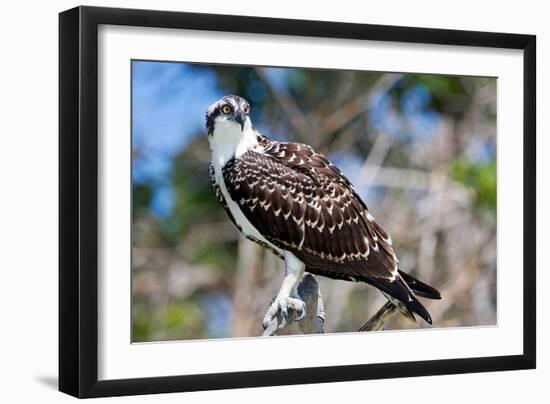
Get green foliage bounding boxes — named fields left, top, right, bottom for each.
left=407, top=75, right=468, bottom=115
left=450, top=158, right=497, bottom=214
left=133, top=300, right=207, bottom=342
left=164, top=301, right=202, bottom=330
left=192, top=243, right=237, bottom=271
left=133, top=311, right=152, bottom=342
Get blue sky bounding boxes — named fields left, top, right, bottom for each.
left=132, top=61, right=223, bottom=217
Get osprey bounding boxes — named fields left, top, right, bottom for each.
left=206, top=95, right=441, bottom=329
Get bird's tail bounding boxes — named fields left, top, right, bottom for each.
left=365, top=271, right=441, bottom=325
left=398, top=270, right=442, bottom=300
left=393, top=271, right=441, bottom=324
left=386, top=288, right=433, bottom=325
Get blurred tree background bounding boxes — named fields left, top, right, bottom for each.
left=132, top=60, right=497, bottom=342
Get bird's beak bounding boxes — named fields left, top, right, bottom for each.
left=235, top=110, right=246, bottom=131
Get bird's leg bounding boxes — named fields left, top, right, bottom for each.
left=263, top=252, right=306, bottom=329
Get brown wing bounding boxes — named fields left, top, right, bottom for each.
left=259, top=139, right=359, bottom=192
left=223, top=143, right=396, bottom=276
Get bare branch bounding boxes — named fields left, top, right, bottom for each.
left=262, top=274, right=325, bottom=336
left=321, top=73, right=404, bottom=136
left=354, top=130, right=394, bottom=190
left=255, top=67, right=311, bottom=142
left=367, top=167, right=431, bottom=190
left=359, top=301, right=398, bottom=332
left=297, top=275, right=325, bottom=334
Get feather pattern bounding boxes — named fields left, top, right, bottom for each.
left=223, top=138, right=386, bottom=264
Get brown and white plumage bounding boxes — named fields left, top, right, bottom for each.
left=206, top=95, right=440, bottom=327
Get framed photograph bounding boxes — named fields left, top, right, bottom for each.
left=59, top=6, right=536, bottom=398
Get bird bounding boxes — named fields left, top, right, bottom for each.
left=206, top=94, right=441, bottom=330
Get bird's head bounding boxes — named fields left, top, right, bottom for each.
left=206, top=95, right=252, bottom=136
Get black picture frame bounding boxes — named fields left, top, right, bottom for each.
left=59, top=5, right=536, bottom=398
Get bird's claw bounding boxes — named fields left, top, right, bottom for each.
left=263, top=296, right=306, bottom=329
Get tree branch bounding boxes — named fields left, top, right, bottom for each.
left=358, top=301, right=398, bottom=331
left=321, top=73, right=404, bottom=136
left=262, top=274, right=325, bottom=336
left=255, top=67, right=311, bottom=143
left=297, top=274, right=325, bottom=334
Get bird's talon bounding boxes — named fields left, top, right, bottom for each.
left=263, top=296, right=306, bottom=329
left=295, top=307, right=306, bottom=321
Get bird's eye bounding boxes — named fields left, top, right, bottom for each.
left=243, top=106, right=250, bottom=115
left=221, top=105, right=231, bottom=114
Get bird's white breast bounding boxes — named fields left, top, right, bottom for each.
left=215, top=165, right=273, bottom=246
left=209, top=124, right=282, bottom=255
